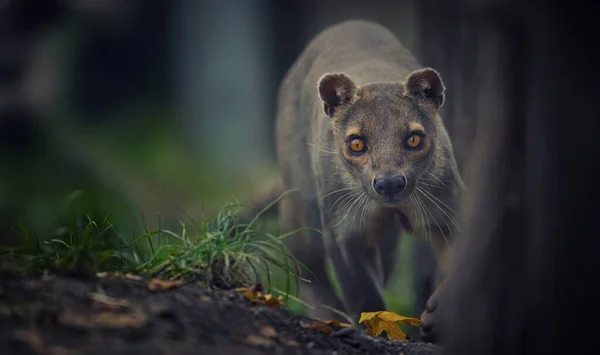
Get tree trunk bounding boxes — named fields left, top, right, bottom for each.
left=436, top=1, right=600, bottom=354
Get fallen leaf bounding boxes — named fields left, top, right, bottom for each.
left=325, top=319, right=352, bottom=328
left=240, top=334, right=275, bottom=349
left=124, top=273, right=143, bottom=281
left=359, top=311, right=421, bottom=341
left=88, top=293, right=131, bottom=310
left=286, top=339, right=299, bottom=347
left=94, top=309, right=148, bottom=328
left=59, top=307, right=148, bottom=329
left=260, top=325, right=277, bottom=338
left=242, top=290, right=258, bottom=303
left=237, top=285, right=283, bottom=308
left=263, top=294, right=283, bottom=308
left=148, top=279, right=184, bottom=291
left=325, top=319, right=340, bottom=327
left=308, top=320, right=333, bottom=335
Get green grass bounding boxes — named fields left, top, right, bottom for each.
left=136, top=194, right=305, bottom=291
left=0, top=190, right=303, bottom=294
left=0, top=212, right=139, bottom=274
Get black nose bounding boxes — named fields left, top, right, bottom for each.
left=373, top=175, right=407, bottom=197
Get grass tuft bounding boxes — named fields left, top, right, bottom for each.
left=0, top=190, right=304, bottom=292
left=140, top=197, right=305, bottom=291
left=0, top=212, right=140, bottom=274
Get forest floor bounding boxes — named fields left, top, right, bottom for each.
left=0, top=270, right=441, bottom=355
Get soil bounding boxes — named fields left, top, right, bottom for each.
left=0, top=270, right=441, bottom=355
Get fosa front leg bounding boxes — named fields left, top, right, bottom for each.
left=418, top=229, right=452, bottom=343
left=322, top=228, right=386, bottom=323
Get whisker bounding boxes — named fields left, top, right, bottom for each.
left=305, top=142, right=337, bottom=154
left=412, top=160, right=432, bottom=171
left=334, top=192, right=364, bottom=227
left=337, top=190, right=362, bottom=212
left=417, top=185, right=462, bottom=218
left=415, top=192, right=432, bottom=246
left=359, top=195, right=370, bottom=234
left=416, top=186, right=462, bottom=232
left=421, top=191, right=450, bottom=247
left=409, top=194, right=421, bottom=238
left=424, top=171, right=449, bottom=188
left=330, top=190, right=359, bottom=212
left=416, top=188, right=452, bottom=249
left=408, top=194, right=418, bottom=234
left=350, top=193, right=368, bottom=230
left=416, top=179, right=444, bottom=188
left=418, top=177, right=452, bottom=185
left=321, top=186, right=359, bottom=200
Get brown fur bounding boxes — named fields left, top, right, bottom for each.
left=246, top=20, right=465, bottom=341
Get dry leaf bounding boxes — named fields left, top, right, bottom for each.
left=308, top=320, right=333, bottom=335
left=286, top=339, right=300, bottom=347
left=260, top=325, right=277, bottom=338
left=240, top=334, right=275, bottom=349
left=241, top=290, right=258, bottom=303
left=93, top=309, right=148, bottom=328
left=325, top=319, right=352, bottom=328
left=148, top=279, right=184, bottom=291
left=359, top=311, right=421, bottom=341
left=88, top=293, right=131, bottom=310
left=59, top=307, right=148, bottom=329
left=124, top=273, right=143, bottom=281
left=263, top=294, right=283, bottom=308
left=237, top=285, right=282, bottom=308
left=325, top=319, right=340, bottom=327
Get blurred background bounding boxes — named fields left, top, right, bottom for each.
left=0, top=0, right=472, bottom=335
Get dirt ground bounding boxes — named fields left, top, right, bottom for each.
left=0, top=270, right=441, bottom=355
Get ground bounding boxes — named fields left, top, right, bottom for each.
left=0, top=270, right=440, bottom=355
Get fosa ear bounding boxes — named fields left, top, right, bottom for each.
left=317, top=72, right=357, bottom=118
left=404, top=68, right=445, bottom=110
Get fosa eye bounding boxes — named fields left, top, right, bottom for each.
left=348, top=136, right=367, bottom=155
left=406, top=132, right=424, bottom=150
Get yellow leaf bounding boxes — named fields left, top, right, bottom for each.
left=242, top=290, right=258, bottom=303
left=263, top=294, right=283, bottom=308
left=325, top=319, right=340, bottom=327
left=237, top=285, right=283, bottom=308
left=359, top=311, right=421, bottom=341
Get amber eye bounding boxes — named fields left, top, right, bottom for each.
left=348, top=137, right=367, bottom=154
left=406, top=133, right=424, bottom=150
